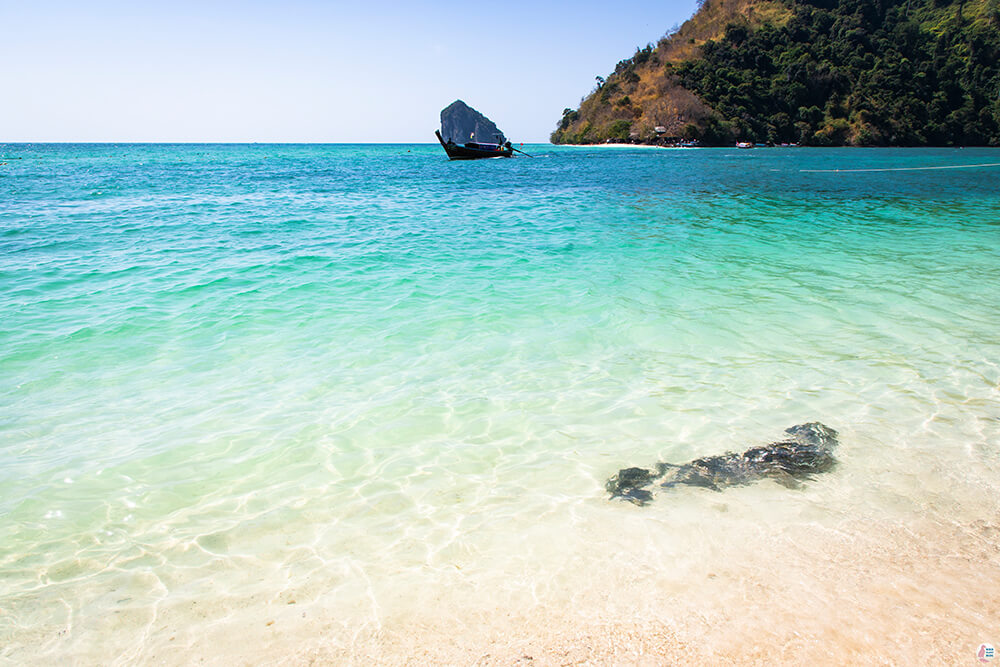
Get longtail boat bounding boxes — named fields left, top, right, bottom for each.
left=435, top=130, right=514, bottom=160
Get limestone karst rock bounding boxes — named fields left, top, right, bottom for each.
left=440, top=100, right=506, bottom=144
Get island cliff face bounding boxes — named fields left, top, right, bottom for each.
left=552, top=0, right=1000, bottom=146
left=441, top=100, right=507, bottom=144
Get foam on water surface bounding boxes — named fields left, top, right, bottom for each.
left=1, top=144, right=999, bottom=664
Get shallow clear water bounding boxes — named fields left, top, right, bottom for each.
left=2, top=144, right=999, bottom=663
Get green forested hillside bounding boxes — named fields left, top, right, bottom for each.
left=551, top=0, right=1000, bottom=145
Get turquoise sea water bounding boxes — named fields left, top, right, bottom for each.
left=2, top=144, right=1000, bottom=663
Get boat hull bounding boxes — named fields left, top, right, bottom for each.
left=435, top=130, right=513, bottom=160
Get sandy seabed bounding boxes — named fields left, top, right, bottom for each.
left=9, top=421, right=1000, bottom=667
left=121, top=506, right=999, bottom=667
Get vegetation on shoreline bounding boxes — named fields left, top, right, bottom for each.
left=552, top=0, right=1000, bottom=146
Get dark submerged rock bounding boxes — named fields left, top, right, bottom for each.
left=608, top=422, right=839, bottom=505
left=605, top=467, right=656, bottom=506
left=440, top=100, right=506, bottom=145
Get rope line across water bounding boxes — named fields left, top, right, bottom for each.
left=801, top=162, right=1000, bottom=173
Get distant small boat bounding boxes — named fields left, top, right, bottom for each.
left=736, top=142, right=754, bottom=149
left=435, top=130, right=513, bottom=160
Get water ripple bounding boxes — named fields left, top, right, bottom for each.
left=2, top=144, right=1000, bottom=662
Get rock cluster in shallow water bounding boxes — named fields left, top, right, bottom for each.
left=606, top=422, right=839, bottom=505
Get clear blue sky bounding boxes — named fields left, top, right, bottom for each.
left=3, top=0, right=698, bottom=142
